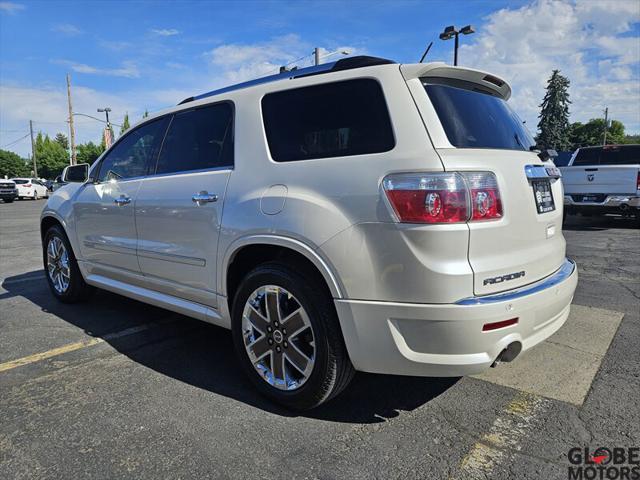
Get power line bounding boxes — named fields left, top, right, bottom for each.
left=2, top=132, right=30, bottom=148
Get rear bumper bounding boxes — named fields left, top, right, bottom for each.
left=335, top=258, right=578, bottom=377
left=564, top=195, right=640, bottom=209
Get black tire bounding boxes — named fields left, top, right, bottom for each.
left=43, top=224, right=94, bottom=303
left=231, top=261, right=354, bottom=410
left=3, top=198, right=14, bottom=203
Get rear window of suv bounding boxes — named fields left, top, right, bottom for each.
left=573, top=145, right=640, bottom=166
left=423, top=77, right=535, bottom=151
left=261, top=79, right=395, bottom=162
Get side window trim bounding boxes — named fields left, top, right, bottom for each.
left=94, top=115, right=171, bottom=183
left=149, top=100, right=235, bottom=178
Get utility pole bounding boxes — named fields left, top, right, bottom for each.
left=602, top=107, right=609, bottom=146
left=29, top=120, right=38, bottom=178
left=66, top=74, right=77, bottom=165
left=314, top=47, right=321, bottom=66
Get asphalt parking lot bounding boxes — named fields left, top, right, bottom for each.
left=1, top=199, right=638, bottom=479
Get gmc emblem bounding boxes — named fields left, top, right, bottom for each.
left=483, top=271, right=526, bottom=285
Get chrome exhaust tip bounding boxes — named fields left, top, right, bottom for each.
left=490, top=341, right=522, bottom=368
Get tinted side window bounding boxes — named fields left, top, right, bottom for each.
left=262, top=79, right=395, bottom=162
left=98, top=118, right=168, bottom=182
left=155, top=103, right=234, bottom=175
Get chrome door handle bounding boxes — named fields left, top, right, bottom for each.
left=114, top=195, right=131, bottom=206
left=192, top=191, right=218, bottom=204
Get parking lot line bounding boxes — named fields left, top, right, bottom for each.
left=451, top=392, right=548, bottom=480
left=0, top=323, right=164, bottom=373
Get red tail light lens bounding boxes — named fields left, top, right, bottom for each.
left=636, top=172, right=639, bottom=190
left=383, top=171, right=502, bottom=224
left=383, top=173, right=469, bottom=223
left=24, top=183, right=32, bottom=188
left=464, top=172, right=503, bottom=221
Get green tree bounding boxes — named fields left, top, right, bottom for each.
left=0, top=149, right=30, bottom=178
left=35, top=132, right=70, bottom=179
left=76, top=141, right=104, bottom=166
left=570, top=119, right=626, bottom=149
left=54, top=132, right=69, bottom=150
left=120, top=113, right=130, bottom=136
left=537, top=70, right=572, bottom=151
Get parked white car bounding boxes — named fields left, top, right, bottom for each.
left=12, top=178, right=49, bottom=200
left=41, top=56, right=578, bottom=409
left=561, top=144, right=640, bottom=223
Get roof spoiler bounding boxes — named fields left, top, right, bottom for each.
left=400, top=63, right=512, bottom=100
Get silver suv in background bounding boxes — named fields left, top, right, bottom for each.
left=41, top=56, right=578, bottom=409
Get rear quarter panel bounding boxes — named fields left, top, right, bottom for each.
left=217, top=65, right=448, bottom=299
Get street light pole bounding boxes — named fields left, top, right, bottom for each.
left=454, top=31, right=459, bottom=66
left=66, top=74, right=76, bottom=165
left=313, top=48, right=350, bottom=66
left=97, top=107, right=113, bottom=148
left=439, top=25, right=474, bottom=66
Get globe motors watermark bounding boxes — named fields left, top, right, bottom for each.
left=568, top=447, right=639, bottom=480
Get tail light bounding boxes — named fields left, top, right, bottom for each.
left=636, top=172, right=640, bottom=191
left=464, top=172, right=503, bottom=221
left=24, top=183, right=32, bottom=188
left=383, top=173, right=468, bottom=223
left=383, top=172, right=502, bottom=224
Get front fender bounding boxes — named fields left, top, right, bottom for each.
left=40, top=183, right=83, bottom=258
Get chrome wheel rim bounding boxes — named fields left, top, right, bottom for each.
left=242, top=285, right=315, bottom=391
left=47, top=236, right=70, bottom=294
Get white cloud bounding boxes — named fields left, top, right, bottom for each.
left=459, top=0, right=640, bottom=134
left=150, top=28, right=179, bottom=37
left=0, top=2, right=24, bottom=13
left=98, top=40, right=132, bottom=51
left=0, top=84, right=140, bottom=156
left=206, top=34, right=360, bottom=83
left=52, top=59, right=140, bottom=78
left=52, top=23, right=83, bottom=36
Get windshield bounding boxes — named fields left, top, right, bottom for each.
left=12, top=179, right=29, bottom=184
left=423, top=80, right=535, bottom=151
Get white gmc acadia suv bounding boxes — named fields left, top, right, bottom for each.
left=41, top=56, right=578, bottom=409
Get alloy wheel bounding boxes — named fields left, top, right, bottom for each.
left=47, top=236, right=70, bottom=294
left=241, top=285, right=316, bottom=391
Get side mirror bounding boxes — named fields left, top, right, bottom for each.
left=62, top=163, right=89, bottom=183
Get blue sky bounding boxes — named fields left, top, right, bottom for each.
left=1, top=0, right=639, bottom=156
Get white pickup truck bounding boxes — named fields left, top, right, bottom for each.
left=561, top=144, right=640, bottom=223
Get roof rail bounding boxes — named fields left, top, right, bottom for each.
left=178, top=55, right=396, bottom=105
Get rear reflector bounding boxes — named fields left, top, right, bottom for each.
left=383, top=171, right=502, bottom=224
left=482, top=318, right=519, bottom=332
